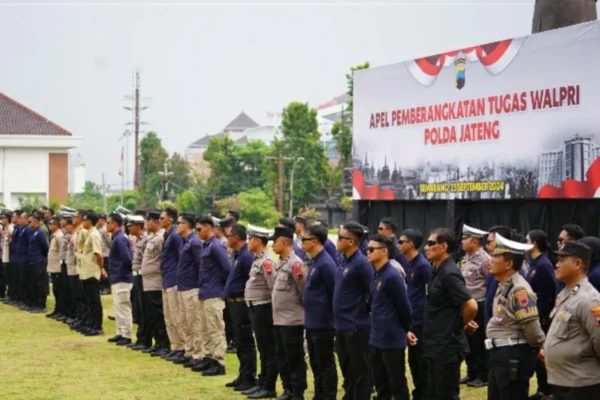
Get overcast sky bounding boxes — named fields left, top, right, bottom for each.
left=1, top=0, right=590, bottom=188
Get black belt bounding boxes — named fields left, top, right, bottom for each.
left=227, top=297, right=245, bottom=303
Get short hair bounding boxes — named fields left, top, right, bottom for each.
left=316, top=219, right=329, bottom=230
left=181, top=214, right=195, bottom=229
left=85, top=212, right=99, bottom=226
left=230, top=224, right=247, bottom=241
left=562, top=223, right=584, bottom=241
left=31, top=212, right=43, bottom=222
left=196, top=215, right=214, bottom=227
left=98, top=213, right=107, bottom=220
left=44, top=208, right=55, bottom=216
left=164, top=207, right=178, bottom=222
left=134, top=209, right=147, bottom=217
left=489, top=225, right=511, bottom=240
left=109, top=213, right=124, bottom=226
left=76, top=209, right=87, bottom=217
left=64, top=217, right=74, bottom=226
left=369, top=233, right=394, bottom=256
left=342, top=221, right=365, bottom=242
left=499, top=253, right=525, bottom=272
left=227, top=210, right=240, bottom=222
left=528, top=229, right=549, bottom=252
left=2, top=212, right=12, bottom=220
left=14, top=209, right=23, bottom=217
left=279, top=217, right=296, bottom=232
left=431, top=228, right=456, bottom=253
left=305, top=224, right=328, bottom=245
left=401, top=228, right=424, bottom=248
left=380, top=217, right=398, bottom=233
left=50, top=217, right=60, bottom=225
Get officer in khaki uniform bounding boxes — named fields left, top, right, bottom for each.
left=46, top=218, right=64, bottom=319
left=486, top=233, right=545, bottom=400
left=460, top=223, right=492, bottom=387
left=243, top=225, right=278, bottom=399
left=139, top=211, right=170, bottom=356
left=270, top=226, right=308, bottom=400
left=542, top=241, right=600, bottom=399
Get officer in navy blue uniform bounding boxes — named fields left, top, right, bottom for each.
left=398, top=228, right=431, bottom=400
left=301, top=224, right=338, bottom=400
left=8, top=210, right=22, bottom=305
left=16, top=212, right=32, bottom=310
left=378, top=217, right=409, bottom=269
left=334, top=222, right=374, bottom=400
left=224, top=223, right=258, bottom=391
left=368, top=234, right=412, bottom=400
left=579, top=236, right=600, bottom=291
left=28, top=212, right=50, bottom=313
left=313, top=220, right=338, bottom=261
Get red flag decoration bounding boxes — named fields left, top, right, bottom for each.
left=118, top=147, right=124, bottom=177
left=538, top=158, right=600, bottom=198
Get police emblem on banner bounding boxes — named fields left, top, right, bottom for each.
left=455, top=58, right=466, bottom=90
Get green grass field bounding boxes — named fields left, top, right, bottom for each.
left=0, top=295, right=501, bottom=400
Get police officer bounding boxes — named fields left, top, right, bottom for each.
left=1, top=211, right=14, bottom=304
left=28, top=212, right=49, bottom=313
left=368, top=234, right=412, bottom=400
left=97, top=213, right=112, bottom=295
left=46, top=217, right=64, bottom=318
left=399, top=228, right=431, bottom=400
left=16, top=211, right=32, bottom=311
left=460, top=223, right=492, bottom=388
left=126, top=215, right=148, bottom=349
left=270, top=226, right=308, bottom=400
left=243, top=225, right=278, bottom=400
left=279, top=218, right=305, bottom=260
left=334, top=221, right=373, bottom=400
left=224, top=223, right=257, bottom=391
left=301, top=224, right=338, bottom=400
left=139, top=211, right=171, bottom=357
left=542, top=241, right=600, bottom=399
left=486, top=233, right=545, bottom=400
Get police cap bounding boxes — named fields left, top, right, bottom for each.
left=492, top=233, right=533, bottom=256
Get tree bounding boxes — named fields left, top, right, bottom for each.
left=215, top=189, right=281, bottom=227
left=175, top=190, right=198, bottom=213
left=139, top=132, right=168, bottom=207
left=271, top=101, right=328, bottom=211
left=237, top=140, right=269, bottom=189
left=203, top=135, right=245, bottom=200
left=169, top=152, right=193, bottom=193
left=18, top=195, right=45, bottom=213
left=68, top=180, right=104, bottom=210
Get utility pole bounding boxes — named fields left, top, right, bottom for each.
left=266, top=151, right=292, bottom=213
left=158, top=162, right=174, bottom=202
left=133, top=70, right=141, bottom=188
left=101, top=173, right=108, bottom=213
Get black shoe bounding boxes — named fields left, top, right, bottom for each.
left=226, top=377, right=242, bottom=388
left=65, top=318, right=76, bottom=324
left=242, top=386, right=263, bottom=396
left=46, top=311, right=58, bottom=318
left=235, top=381, right=257, bottom=392
left=165, top=352, right=185, bottom=362
left=108, top=315, right=115, bottom=321
left=84, top=329, right=104, bottom=336
left=132, top=344, right=148, bottom=351
left=226, top=342, right=237, bottom=354
left=77, top=326, right=92, bottom=334
left=202, top=363, right=226, bottom=376
left=108, top=335, right=123, bottom=343
left=459, top=376, right=473, bottom=385
left=31, top=308, right=47, bottom=314
left=56, top=315, right=68, bottom=322
left=151, top=348, right=170, bottom=357
left=191, top=358, right=214, bottom=372
left=172, top=356, right=191, bottom=365
left=466, top=379, right=487, bottom=388
left=248, top=389, right=278, bottom=399
left=116, top=338, right=132, bottom=346
left=51, top=313, right=64, bottom=320
left=126, top=342, right=138, bottom=348
left=142, top=345, right=160, bottom=354
left=275, top=392, right=293, bottom=400
left=164, top=350, right=184, bottom=360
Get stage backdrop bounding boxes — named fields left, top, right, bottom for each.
left=352, top=20, right=600, bottom=201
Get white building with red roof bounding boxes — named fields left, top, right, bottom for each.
left=0, top=93, right=82, bottom=208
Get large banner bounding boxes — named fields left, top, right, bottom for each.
left=352, top=21, right=600, bottom=201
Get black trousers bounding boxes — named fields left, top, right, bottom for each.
left=249, top=302, right=278, bottom=391
left=16, top=262, right=26, bottom=302
left=81, top=278, right=102, bottom=330
left=32, top=262, right=48, bottom=309
left=228, top=300, right=257, bottom=384
left=274, top=325, right=307, bottom=397
left=58, top=262, right=70, bottom=315
left=50, top=272, right=61, bottom=313
left=0, top=261, right=5, bottom=297
left=488, top=345, right=537, bottom=400
left=307, top=329, right=337, bottom=400
left=336, top=328, right=372, bottom=400
left=143, top=290, right=170, bottom=348
left=24, top=262, right=35, bottom=306
left=553, top=383, right=600, bottom=400
left=132, top=274, right=147, bottom=343
left=224, top=303, right=234, bottom=344
left=100, top=257, right=111, bottom=293
left=534, top=317, right=552, bottom=395
left=68, top=275, right=85, bottom=319
left=425, top=352, right=462, bottom=400
left=465, top=300, right=488, bottom=381
left=371, top=347, right=409, bottom=400
left=407, top=326, right=427, bottom=400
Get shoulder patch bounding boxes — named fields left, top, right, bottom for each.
left=591, top=306, right=600, bottom=327
left=514, top=289, right=531, bottom=308
left=263, top=260, right=273, bottom=275
left=292, top=262, right=304, bottom=280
